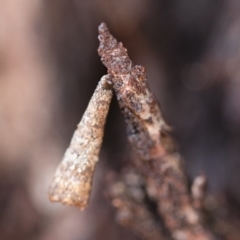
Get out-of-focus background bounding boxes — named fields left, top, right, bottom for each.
left=1, top=0, right=240, bottom=239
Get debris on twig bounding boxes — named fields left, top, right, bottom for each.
left=98, top=23, right=214, bottom=240
left=48, top=75, right=113, bottom=210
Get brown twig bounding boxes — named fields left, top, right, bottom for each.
left=98, top=23, right=214, bottom=240
left=106, top=169, right=166, bottom=240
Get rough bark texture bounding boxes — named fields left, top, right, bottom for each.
left=98, top=23, right=214, bottom=240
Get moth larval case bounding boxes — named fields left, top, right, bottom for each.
left=48, top=75, right=113, bottom=210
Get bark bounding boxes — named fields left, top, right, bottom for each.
left=98, top=23, right=215, bottom=240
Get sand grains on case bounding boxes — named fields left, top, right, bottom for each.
left=48, top=75, right=113, bottom=210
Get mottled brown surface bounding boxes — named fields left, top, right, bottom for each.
left=98, top=23, right=169, bottom=161
left=98, top=23, right=214, bottom=240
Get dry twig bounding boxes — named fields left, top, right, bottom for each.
left=48, top=23, right=215, bottom=240
left=106, top=169, right=166, bottom=240
left=98, top=23, right=214, bottom=240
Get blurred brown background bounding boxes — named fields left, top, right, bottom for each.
left=1, top=0, right=240, bottom=239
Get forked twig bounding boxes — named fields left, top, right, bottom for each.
left=48, top=23, right=215, bottom=240
left=98, top=23, right=214, bottom=240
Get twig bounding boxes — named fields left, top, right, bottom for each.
left=98, top=23, right=214, bottom=240
left=106, top=169, right=166, bottom=240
